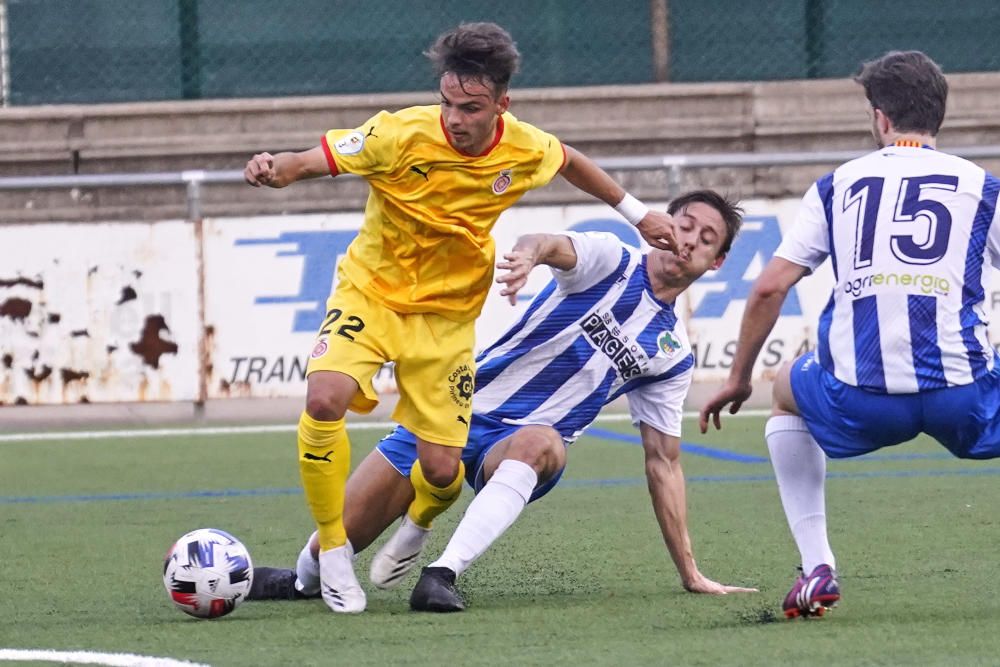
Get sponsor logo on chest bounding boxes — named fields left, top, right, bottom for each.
left=580, top=311, right=646, bottom=380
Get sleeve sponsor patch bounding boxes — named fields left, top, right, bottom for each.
left=334, top=131, right=365, bottom=156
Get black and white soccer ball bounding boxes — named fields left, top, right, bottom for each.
left=163, top=528, right=253, bottom=619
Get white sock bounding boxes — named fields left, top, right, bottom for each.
left=766, top=415, right=836, bottom=573
left=429, top=459, right=537, bottom=577
left=295, top=531, right=320, bottom=595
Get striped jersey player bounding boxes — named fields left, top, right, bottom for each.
left=701, top=50, right=1000, bottom=619
left=471, top=229, right=696, bottom=444
left=778, top=142, right=999, bottom=394
left=373, top=191, right=756, bottom=608
left=379, top=227, right=700, bottom=500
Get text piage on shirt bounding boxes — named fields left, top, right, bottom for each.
left=580, top=311, right=645, bottom=380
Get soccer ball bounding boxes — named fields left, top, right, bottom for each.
left=162, top=528, right=254, bottom=619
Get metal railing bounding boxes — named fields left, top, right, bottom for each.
left=4, top=146, right=1000, bottom=220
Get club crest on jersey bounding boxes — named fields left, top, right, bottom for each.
left=657, top=330, right=681, bottom=357
left=334, top=131, right=365, bottom=156
left=492, top=169, right=513, bottom=194
left=311, top=338, right=329, bottom=359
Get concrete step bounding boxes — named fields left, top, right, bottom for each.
left=4, top=73, right=1000, bottom=222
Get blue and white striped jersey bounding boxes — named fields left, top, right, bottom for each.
left=776, top=144, right=1000, bottom=393
left=473, top=232, right=695, bottom=442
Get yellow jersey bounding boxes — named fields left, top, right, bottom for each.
left=321, top=105, right=565, bottom=322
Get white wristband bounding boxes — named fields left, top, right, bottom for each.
left=614, top=193, right=649, bottom=226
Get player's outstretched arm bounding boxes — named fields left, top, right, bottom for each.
left=699, top=257, right=809, bottom=433
left=244, top=146, right=330, bottom=188
left=559, top=145, right=676, bottom=252
left=639, top=423, right=757, bottom=595
left=495, top=233, right=577, bottom=305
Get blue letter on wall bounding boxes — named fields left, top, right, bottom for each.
left=236, top=231, right=358, bottom=333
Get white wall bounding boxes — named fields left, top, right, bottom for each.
left=3, top=200, right=997, bottom=405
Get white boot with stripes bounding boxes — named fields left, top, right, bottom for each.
left=369, top=515, right=430, bottom=589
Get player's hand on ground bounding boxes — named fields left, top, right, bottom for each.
left=683, top=571, right=758, bottom=595
left=636, top=210, right=677, bottom=252
left=244, top=152, right=276, bottom=187
left=698, top=379, right=753, bottom=433
left=496, top=249, right=538, bottom=305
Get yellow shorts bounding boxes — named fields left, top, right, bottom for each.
left=306, top=278, right=475, bottom=447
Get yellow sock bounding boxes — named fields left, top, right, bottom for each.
left=407, top=459, right=465, bottom=529
left=297, top=411, right=351, bottom=551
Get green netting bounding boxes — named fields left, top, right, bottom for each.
left=3, top=0, right=998, bottom=105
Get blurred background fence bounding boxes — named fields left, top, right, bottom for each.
left=2, top=0, right=999, bottom=106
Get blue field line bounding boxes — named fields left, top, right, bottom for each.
left=562, top=466, right=1000, bottom=487
left=585, top=427, right=771, bottom=463
left=4, top=467, right=1000, bottom=506
left=585, top=427, right=958, bottom=464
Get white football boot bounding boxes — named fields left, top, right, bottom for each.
left=369, top=515, right=431, bottom=589
left=319, top=541, right=366, bottom=613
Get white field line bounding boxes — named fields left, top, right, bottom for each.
left=0, top=409, right=772, bottom=443
left=0, top=648, right=209, bottom=667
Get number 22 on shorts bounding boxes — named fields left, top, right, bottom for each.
left=319, top=308, right=366, bottom=341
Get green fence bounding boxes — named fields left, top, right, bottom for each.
left=3, top=0, right=999, bottom=106
left=670, top=0, right=1000, bottom=81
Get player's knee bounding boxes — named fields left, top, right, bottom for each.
left=506, top=426, right=564, bottom=479
left=420, top=464, right=460, bottom=488
left=537, top=442, right=566, bottom=483
left=304, top=377, right=352, bottom=421
left=417, top=448, right=462, bottom=487
left=304, top=394, right=345, bottom=421
left=771, top=362, right=799, bottom=416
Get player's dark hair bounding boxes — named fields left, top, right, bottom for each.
left=854, top=50, right=948, bottom=136
left=425, top=22, right=521, bottom=97
left=668, top=190, right=743, bottom=256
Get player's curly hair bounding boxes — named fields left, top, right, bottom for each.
left=425, top=22, right=521, bottom=96
left=668, top=190, right=743, bottom=256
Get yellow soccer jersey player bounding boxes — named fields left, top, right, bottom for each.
left=322, top=105, right=565, bottom=323
left=243, top=21, right=678, bottom=615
